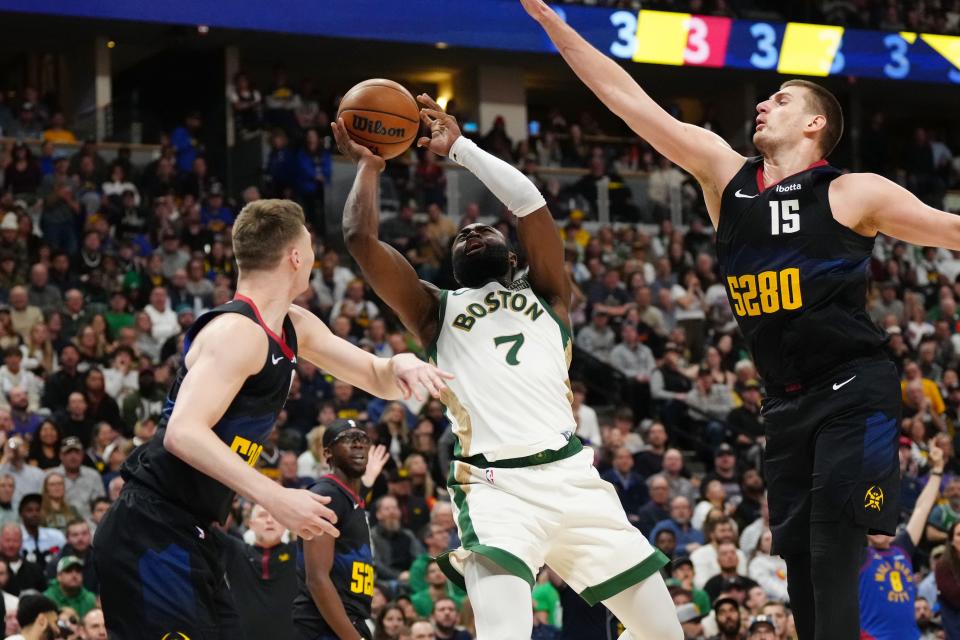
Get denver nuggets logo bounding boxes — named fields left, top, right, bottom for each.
left=864, top=485, right=884, bottom=511
left=161, top=633, right=191, bottom=640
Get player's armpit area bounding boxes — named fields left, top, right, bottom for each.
left=517, top=207, right=571, bottom=328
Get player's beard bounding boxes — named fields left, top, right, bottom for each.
left=453, top=244, right=510, bottom=288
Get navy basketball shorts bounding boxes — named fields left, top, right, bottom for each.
left=762, top=357, right=901, bottom=557
left=94, top=483, right=244, bottom=640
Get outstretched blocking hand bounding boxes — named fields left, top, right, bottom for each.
left=331, top=117, right=386, bottom=173
left=416, top=94, right=461, bottom=158
left=519, top=0, right=555, bottom=22
left=362, top=444, right=391, bottom=487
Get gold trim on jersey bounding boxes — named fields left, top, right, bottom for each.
left=441, top=387, right=474, bottom=458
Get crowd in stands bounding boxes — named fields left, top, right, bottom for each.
left=557, top=0, right=960, bottom=35
left=0, top=64, right=955, bottom=639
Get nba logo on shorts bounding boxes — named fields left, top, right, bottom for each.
left=484, top=469, right=495, bottom=484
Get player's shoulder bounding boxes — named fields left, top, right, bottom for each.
left=308, top=477, right=356, bottom=515
left=187, top=313, right=266, bottom=372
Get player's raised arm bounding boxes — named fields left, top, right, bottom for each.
left=831, top=172, right=960, bottom=249
left=416, top=95, right=571, bottom=321
left=162, top=314, right=339, bottom=540
left=332, top=119, right=441, bottom=346
left=288, top=304, right=453, bottom=402
left=519, top=0, right=743, bottom=192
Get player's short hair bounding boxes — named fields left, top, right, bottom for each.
left=780, top=79, right=843, bottom=157
left=232, top=199, right=305, bottom=272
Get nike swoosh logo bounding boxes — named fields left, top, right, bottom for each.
left=735, top=189, right=758, bottom=199
left=271, top=354, right=284, bottom=365
left=833, top=375, right=856, bottom=391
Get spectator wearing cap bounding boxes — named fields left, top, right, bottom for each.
left=200, top=182, right=234, bottom=234
left=670, top=557, right=712, bottom=616
left=43, top=555, right=96, bottom=618
left=726, top=379, right=763, bottom=460
left=677, top=601, right=704, bottom=639
left=8, top=593, right=59, bottom=640
left=47, top=436, right=105, bottom=519
left=703, top=445, right=741, bottom=503
left=0, top=437, right=45, bottom=509
left=691, top=517, right=747, bottom=590
left=159, top=304, right=195, bottom=363
left=159, top=232, right=190, bottom=281
left=27, top=264, right=62, bottom=315
left=384, top=466, right=430, bottom=536
left=41, top=345, right=83, bottom=414
left=0, top=348, right=42, bottom=412
left=732, top=469, right=764, bottom=532
left=686, top=367, right=734, bottom=454
left=746, top=614, right=777, bottom=640
left=706, top=594, right=744, bottom=640
left=651, top=342, right=693, bottom=429
left=602, top=446, right=648, bottom=526
left=45, top=519, right=96, bottom=594
left=575, top=309, right=616, bottom=363
left=19, top=493, right=65, bottom=567
left=370, top=494, right=424, bottom=582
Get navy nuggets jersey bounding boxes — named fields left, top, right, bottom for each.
left=716, top=157, right=887, bottom=391
left=859, top=532, right=920, bottom=640
left=293, top=475, right=374, bottom=639
left=123, top=295, right=298, bottom=523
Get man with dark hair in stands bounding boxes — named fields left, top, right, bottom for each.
left=41, top=345, right=84, bottom=413
left=46, top=519, right=97, bottom=593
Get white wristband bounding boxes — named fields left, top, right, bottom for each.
left=449, top=136, right=546, bottom=218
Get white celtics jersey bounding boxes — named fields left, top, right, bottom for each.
left=428, top=278, right=576, bottom=461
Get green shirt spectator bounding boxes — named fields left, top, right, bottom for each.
left=44, top=556, right=97, bottom=618
left=532, top=580, right=560, bottom=627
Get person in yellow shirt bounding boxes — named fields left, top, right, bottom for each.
left=560, top=209, right=590, bottom=249
left=901, top=360, right=946, bottom=415
left=43, top=112, right=77, bottom=144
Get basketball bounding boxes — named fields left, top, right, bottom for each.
left=337, top=79, right=420, bottom=160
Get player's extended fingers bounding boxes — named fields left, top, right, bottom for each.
left=419, top=109, right=436, bottom=127
left=419, top=370, right=443, bottom=398
left=417, top=94, right=442, bottom=111
left=416, top=136, right=432, bottom=149
left=434, top=367, right=456, bottom=380
left=421, top=108, right=446, bottom=121
left=424, top=370, right=449, bottom=394
left=396, top=377, right=413, bottom=399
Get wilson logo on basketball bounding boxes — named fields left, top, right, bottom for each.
left=350, top=115, right=407, bottom=139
